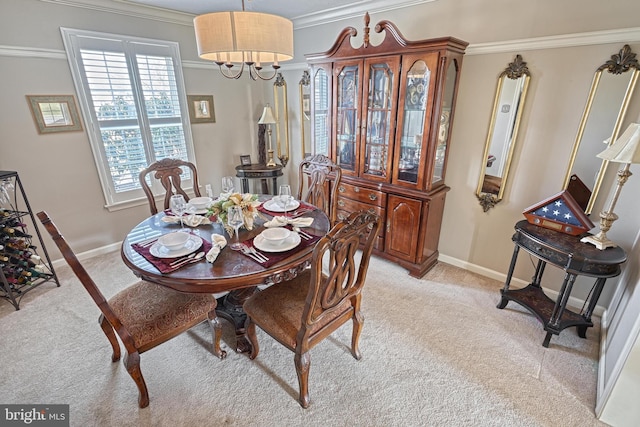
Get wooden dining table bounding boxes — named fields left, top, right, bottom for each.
left=121, top=197, right=330, bottom=353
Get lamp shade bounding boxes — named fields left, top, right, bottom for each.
left=258, top=105, right=276, bottom=124
left=194, top=11, right=293, bottom=65
left=597, top=123, right=640, bottom=164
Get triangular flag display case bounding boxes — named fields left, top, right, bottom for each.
left=522, top=190, right=594, bottom=236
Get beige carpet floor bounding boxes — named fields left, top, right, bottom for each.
left=0, top=251, right=607, bottom=426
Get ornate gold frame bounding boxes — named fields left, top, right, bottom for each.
left=562, top=45, right=639, bottom=214
left=476, top=55, right=531, bottom=211
left=273, top=73, right=290, bottom=167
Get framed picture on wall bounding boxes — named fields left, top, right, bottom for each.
left=187, top=95, right=215, bottom=123
left=240, top=155, right=252, bottom=166
left=26, top=95, right=83, bottom=134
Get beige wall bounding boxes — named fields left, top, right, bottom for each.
left=2, top=0, right=640, bottom=310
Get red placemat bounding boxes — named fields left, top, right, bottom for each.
left=132, top=234, right=212, bottom=273
left=240, top=230, right=321, bottom=267
left=258, top=200, right=316, bottom=217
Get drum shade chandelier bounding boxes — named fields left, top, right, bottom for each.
left=193, top=0, right=294, bottom=81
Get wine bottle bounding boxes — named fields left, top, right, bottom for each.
left=0, top=227, right=31, bottom=239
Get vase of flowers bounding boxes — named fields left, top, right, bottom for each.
left=206, top=192, right=260, bottom=237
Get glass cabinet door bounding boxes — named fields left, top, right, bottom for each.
left=361, top=57, right=399, bottom=180
left=431, top=58, right=459, bottom=187
left=394, top=54, right=438, bottom=187
left=334, top=61, right=361, bottom=174
left=311, top=64, right=331, bottom=157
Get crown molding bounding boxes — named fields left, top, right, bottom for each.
left=39, top=0, right=194, bottom=26
left=39, top=0, right=437, bottom=29
left=292, top=0, right=437, bottom=29
left=467, top=27, right=640, bottom=55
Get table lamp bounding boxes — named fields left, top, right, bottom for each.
left=582, top=123, right=640, bottom=249
left=258, top=104, right=277, bottom=167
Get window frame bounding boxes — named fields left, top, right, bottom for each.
left=61, top=27, right=197, bottom=210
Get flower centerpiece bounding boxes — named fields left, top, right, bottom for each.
left=206, top=192, right=260, bottom=236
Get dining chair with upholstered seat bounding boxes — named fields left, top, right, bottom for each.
left=37, top=211, right=226, bottom=408
left=139, top=158, right=201, bottom=215
left=243, top=210, right=381, bottom=408
left=297, top=154, right=342, bottom=225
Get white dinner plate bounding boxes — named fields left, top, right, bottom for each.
left=254, top=232, right=301, bottom=253
left=263, top=199, right=300, bottom=213
left=186, top=203, right=209, bottom=215
left=149, top=234, right=203, bottom=258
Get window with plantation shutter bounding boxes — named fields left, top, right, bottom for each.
left=61, top=28, right=196, bottom=209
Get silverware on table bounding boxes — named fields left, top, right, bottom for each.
left=170, top=251, right=205, bottom=269
left=137, top=237, right=159, bottom=247
left=294, top=227, right=313, bottom=240
left=239, top=244, right=268, bottom=263
left=290, top=208, right=313, bottom=218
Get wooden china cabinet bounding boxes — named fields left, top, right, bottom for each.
left=306, top=14, right=467, bottom=277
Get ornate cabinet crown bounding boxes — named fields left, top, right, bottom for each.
left=306, top=14, right=468, bottom=277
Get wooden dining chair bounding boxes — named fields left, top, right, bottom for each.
left=297, top=154, right=342, bottom=225
left=243, top=210, right=381, bottom=408
left=139, top=158, right=201, bottom=215
left=37, top=211, right=226, bottom=408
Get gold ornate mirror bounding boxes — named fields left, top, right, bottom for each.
left=562, top=45, right=639, bottom=214
left=273, top=73, right=290, bottom=167
left=477, top=55, right=531, bottom=211
left=299, top=70, right=311, bottom=159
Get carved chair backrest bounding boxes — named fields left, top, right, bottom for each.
left=139, top=158, right=201, bottom=215
left=297, top=154, right=342, bottom=225
left=300, top=210, right=381, bottom=333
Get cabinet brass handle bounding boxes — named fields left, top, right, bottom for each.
left=369, top=193, right=377, bottom=201
left=338, top=186, right=345, bottom=193
left=354, top=186, right=360, bottom=193
left=338, top=213, right=346, bottom=221
left=338, top=200, right=345, bottom=207
left=367, top=208, right=375, bottom=214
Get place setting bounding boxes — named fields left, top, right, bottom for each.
left=131, top=231, right=218, bottom=273
left=258, top=184, right=315, bottom=218
left=237, top=225, right=321, bottom=267
left=161, top=195, right=213, bottom=227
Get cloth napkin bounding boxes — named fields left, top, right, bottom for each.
left=206, top=234, right=227, bottom=263
left=162, top=214, right=211, bottom=227
left=263, top=216, right=314, bottom=228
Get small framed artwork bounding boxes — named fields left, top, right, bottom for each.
left=26, top=95, right=83, bottom=134
left=187, top=95, right=215, bottom=124
left=240, top=155, right=252, bottom=166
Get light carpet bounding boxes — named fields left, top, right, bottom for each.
left=0, top=251, right=607, bottom=426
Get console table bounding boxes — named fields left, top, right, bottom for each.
left=235, top=164, right=283, bottom=195
left=497, top=220, right=627, bottom=347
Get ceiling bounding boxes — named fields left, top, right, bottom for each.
left=119, top=0, right=433, bottom=26
left=123, top=0, right=371, bottom=19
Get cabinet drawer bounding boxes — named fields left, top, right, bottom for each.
left=337, top=197, right=385, bottom=218
left=336, top=199, right=385, bottom=251
left=337, top=182, right=386, bottom=207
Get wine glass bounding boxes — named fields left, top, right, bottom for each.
left=222, top=176, right=234, bottom=194
left=226, top=205, right=244, bottom=250
left=169, top=194, right=187, bottom=228
left=277, top=184, right=293, bottom=217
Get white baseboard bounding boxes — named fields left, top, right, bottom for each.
left=438, top=254, right=606, bottom=317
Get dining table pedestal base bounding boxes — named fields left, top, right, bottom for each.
left=216, top=287, right=259, bottom=353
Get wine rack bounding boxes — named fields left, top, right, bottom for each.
left=0, top=171, right=59, bottom=309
